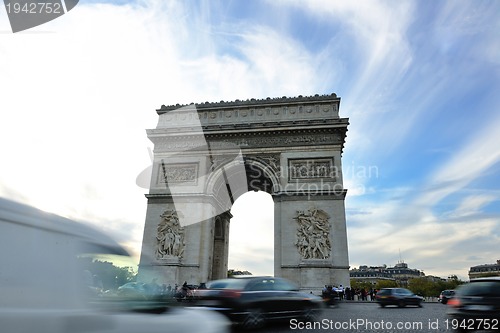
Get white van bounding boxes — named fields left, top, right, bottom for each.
left=0, top=197, right=229, bottom=333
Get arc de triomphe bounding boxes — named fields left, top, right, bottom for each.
left=138, top=93, right=350, bottom=291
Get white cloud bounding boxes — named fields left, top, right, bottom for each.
left=449, top=194, right=497, bottom=218
left=417, top=113, right=500, bottom=207
left=1, top=0, right=498, bottom=282
left=0, top=1, right=325, bottom=272
left=269, top=0, right=417, bottom=154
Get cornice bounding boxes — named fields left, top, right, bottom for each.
left=147, top=120, right=348, bottom=137
left=148, top=127, right=347, bottom=152
left=157, top=93, right=340, bottom=114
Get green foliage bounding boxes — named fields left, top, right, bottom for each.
left=408, top=278, right=439, bottom=297
left=350, top=279, right=373, bottom=291
left=408, top=276, right=466, bottom=297
left=78, top=257, right=137, bottom=290
left=375, top=280, right=398, bottom=289
left=349, top=279, right=400, bottom=290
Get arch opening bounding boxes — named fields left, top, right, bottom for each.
left=209, top=159, right=278, bottom=212
left=208, top=161, right=276, bottom=279
left=227, top=191, right=274, bottom=276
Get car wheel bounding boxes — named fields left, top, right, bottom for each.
left=242, top=308, right=265, bottom=330
left=379, top=303, right=385, bottom=308
left=398, top=300, right=406, bottom=308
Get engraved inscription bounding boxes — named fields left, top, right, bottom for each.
left=288, top=158, right=335, bottom=181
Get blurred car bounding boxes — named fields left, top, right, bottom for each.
left=439, top=289, right=455, bottom=304
left=117, top=282, right=150, bottom=299
left=447, top=277, right=500, bottom=332
left=0, top=197, right=230, bottom=333
left=375, top=288, right=424, bottom=308
left=193, top=276, right=324, bottom=329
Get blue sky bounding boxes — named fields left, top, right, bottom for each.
left=0, top=0, right=498, bottom=280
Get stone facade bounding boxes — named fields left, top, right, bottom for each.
left=138, top=94, right=350, bottom=291
left=469, top=260, right=500, bottom=279
left=350, top=262, right=425, bottom=286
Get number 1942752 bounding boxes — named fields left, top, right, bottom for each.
left=445, top=318, right=499, bottom=331
left=5, top=2, right=63, bottom=14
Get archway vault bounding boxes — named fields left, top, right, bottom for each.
left=208, top=158, right=279, bottom=212
left=139, top=94, right=350, bottom=292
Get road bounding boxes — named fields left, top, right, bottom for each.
left=245, top=301, right=456, bottom=333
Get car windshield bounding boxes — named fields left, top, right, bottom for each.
left=457, top=281, right=500, bottom=297
left=207, top=279, right=248, bottom=290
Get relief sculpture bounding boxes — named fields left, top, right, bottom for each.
left=295, top=208, right=331, bottom=259
left=158, top=162, right=198, bottom=185
left=289, top=158, right=335, bottom=180
left=156, top=210, right=185, bottom=259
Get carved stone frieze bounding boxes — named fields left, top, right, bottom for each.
left=288, top=158, right=336, bottom=181
left=208, top=155, right=234, bottom=172
left=150, top=131, right=343, bottom=152
left=295, top=208, right=331, bottom=260
left=157, top=162, right=198, bottom=185
left=156, top=210, right=185, bottom=259
left=245, top=154, right=281, bottom=179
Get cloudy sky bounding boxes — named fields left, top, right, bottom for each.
left=1, top=0, right=498, bottom=280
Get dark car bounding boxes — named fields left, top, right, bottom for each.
left=193, top=276, right=324, bottom=329
left=375, top=288, right=423, bottom=308
left=439, top=289, right=455, bottom=304
left=447, top=277, right=500, bottom=332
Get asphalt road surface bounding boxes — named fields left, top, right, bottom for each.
left=242, top=301, right=458, bottom=333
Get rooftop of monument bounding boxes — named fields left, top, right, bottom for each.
left=156, top=93, right=340, bottom=114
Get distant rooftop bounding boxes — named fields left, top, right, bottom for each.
left=157, top=93, right=340, bottom=114
left=470, top=260, right=500, bottom=269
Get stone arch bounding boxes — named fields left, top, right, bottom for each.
left=205, top=158, right=280, bottom=210
left=139, top=94, right=350, bottom=292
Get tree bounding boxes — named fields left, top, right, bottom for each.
left=408, top=276, right=467, bottom=297
left=350, top=280, right=373, bottom=291
left=78, top=257, right=137, bottom=290
left=408, top=277, right=439, bottom=297
left=375, top=280, right=398, bottom=289
left=228, top=269, right=252, bottom=277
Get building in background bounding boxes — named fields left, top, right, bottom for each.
left=469, top=260, right=500, bottom=280
left=350, top=262, right=424, bottom=286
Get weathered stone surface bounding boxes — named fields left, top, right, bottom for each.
left=139, top=94, right=350, bottom=290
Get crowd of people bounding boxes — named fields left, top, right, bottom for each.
left=139, top=279, right=200, bottom=300
left=321, top=285, right=378, bottom=302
